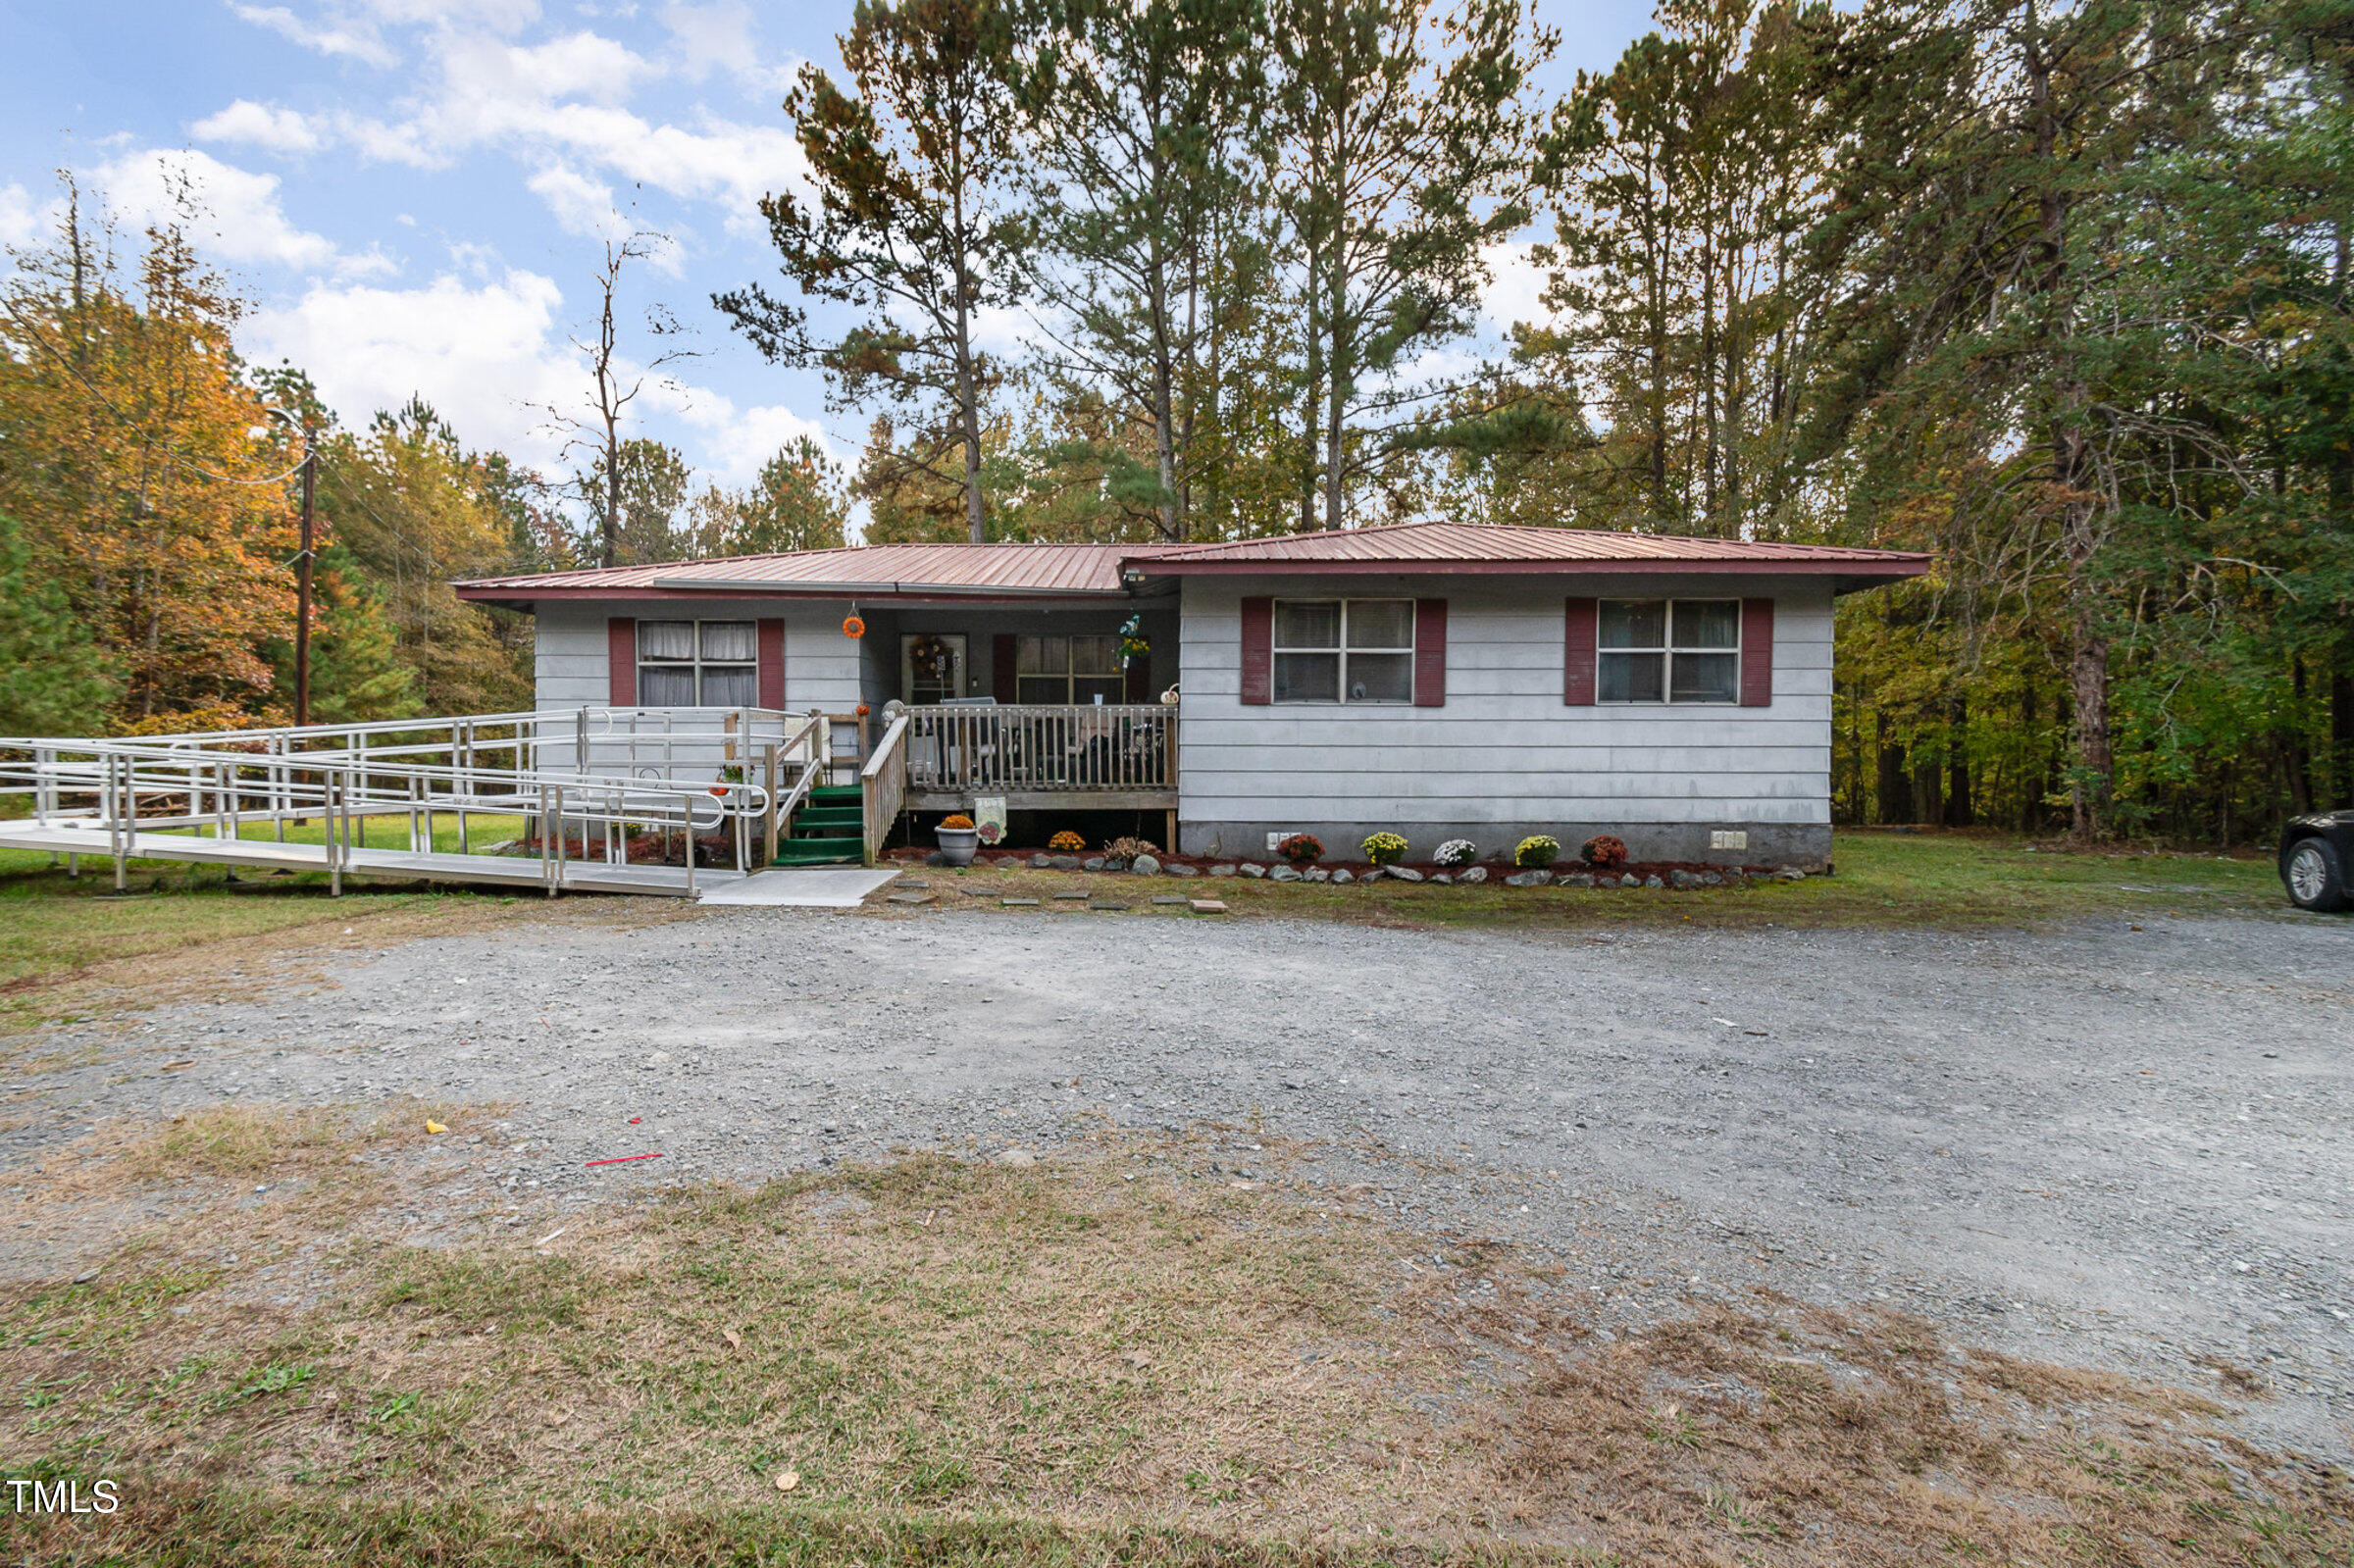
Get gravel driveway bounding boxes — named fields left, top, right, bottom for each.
left=11, top=900, right=2351, bottom=1458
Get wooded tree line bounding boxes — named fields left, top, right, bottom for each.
left=734, top=0, right=2352, bottom=842
left=0, top=0, right=2346, bottom=847
left=0, top=190, right=854, bottom=736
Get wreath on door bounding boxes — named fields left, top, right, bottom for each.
left=907, top=634, right=954, bottom=682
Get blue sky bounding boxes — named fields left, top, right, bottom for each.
left=0, top=0, right=1657, bottom=502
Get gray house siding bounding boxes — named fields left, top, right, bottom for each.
left=1174, top=573, right=1835, bottom=866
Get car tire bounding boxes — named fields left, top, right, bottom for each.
left=2284, top=836, right=2351, bottom=913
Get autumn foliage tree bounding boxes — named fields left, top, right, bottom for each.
left=0, top=187, right=300, bottom=728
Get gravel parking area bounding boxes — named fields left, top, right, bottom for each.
left=10, top=899, right=2350, bottom=1459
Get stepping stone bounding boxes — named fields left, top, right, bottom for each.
left=1189, top=899, right=1229, bottom=913
left=885, top=892, right=934, bottom=905
left=1051, top=889, right=1091, bottom=901
left=1151, top=895, right=1190, bottom=905
left=1087, top=900, right=1131, bottom=911
left=898, top=879, right=930, bottom=889
left=1000, top=897, right=1040, bottom=906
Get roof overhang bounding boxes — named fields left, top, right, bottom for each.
left=1120, top=556, right=1930, bottom=590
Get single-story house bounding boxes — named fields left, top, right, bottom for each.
left=452, top=521, right=1929, bottom=867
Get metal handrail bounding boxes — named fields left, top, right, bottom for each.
left=0, top=704, right=832, bottom=894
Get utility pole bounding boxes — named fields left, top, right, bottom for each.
left=295, top=425, right=316, bottom=727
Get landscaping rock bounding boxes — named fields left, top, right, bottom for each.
left=1029, top=853, right=1052, bottom=869
left=1165, top=863, right=1199, bottom=877
left=1701, top=871, right=1723, bottom=885
left=1049, top=855, right=1083, bottom=871
left=1429, top=872, right=1452, bottom=885
left=1775, top=867, right=1807, bottom=882
left=1669, top=869, right=1697, bottom=888
left=1238, top=863, right=1267, bottom=879
left=1207, top=863, right=1237, bottom=878
left=1617, top=874, right=1641, bottom=888
left=1644, top=875, right=1664, bottom=889
left=1083, top=856, right=1107, bottom=871
left=1505, top=870, right=1552, bottom=887
left=1330, top=868, right=1355, bottom=885
left=1458, top=866, right=1488, bottom=884
left=1563, top=873, right=1596, bottom=887
left=1130, top=854, right=1160, bottom=875
left=1269, top=866, right=1304, bottom=883
left=1386, top=866, right=1424, bottom=883
left=1304, top=867, right=1329, bottom=883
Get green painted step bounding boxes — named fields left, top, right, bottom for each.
left=772, top=835, right=862, bottom=866
left=809, top=784, right=863, bottom=804
left=793, top=807, right=864, bottom=830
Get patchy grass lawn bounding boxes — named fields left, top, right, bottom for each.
left=0, top=830, right=673, bottom=1038
left=914, top=831, right=2285, bottom=933
left=1, top=1109, right=2346, bottom=1567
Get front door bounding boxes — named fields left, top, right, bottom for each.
left=900, top=633, right=968, bottom=705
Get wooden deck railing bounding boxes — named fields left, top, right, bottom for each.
left=860, top=712, right=910, bottom=867
left=902, top=704, right=1175, bottom=795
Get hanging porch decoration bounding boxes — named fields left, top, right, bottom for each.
left=842, top=601, right=865, bottom=639
left=1117, top=613, right=1151, bottom=669
left=907, top=633, right=954, bottom=682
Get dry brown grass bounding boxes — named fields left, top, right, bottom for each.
left=0, top=1132, right=2346, bottom=1567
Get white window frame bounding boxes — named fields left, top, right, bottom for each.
left=1596, top=598, right=1742, bottom=705
left=1272, top=598, right=1415, bottom=705
left=637, top=619, right=758, bottom=707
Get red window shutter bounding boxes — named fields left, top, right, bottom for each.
left=1740, top=597, right=1774, bottom=707
left=1239, top=596, right=1273, bottom=705
left=757, top=618, right=785, bottom=709
left=1562, top=597, right=1597, bottom=705
left=994, top=633, right=1018, bottom=702
left=1412, top=598, right=1447, bottom=706
left=607, top=618, right=637, bottom=706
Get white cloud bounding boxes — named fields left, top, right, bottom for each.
left=230, top=4, right=401, bottom=67
left=0, top=182, right=52, bottom=250
left=525, top=163, right=623, bottom=238
left=670, top=389, right=836, bottom=485
left=94, top=149, right=390, bottom=278
left=1479, top=239, right=1556, bottom=335
left=245, top=268, right=580, bottom=466
left=663, top=1, right=798, bottom=94
left=190, top=99, right=325, bottom=155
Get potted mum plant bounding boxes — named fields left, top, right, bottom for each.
left=1361, top=832, right=1408, bottom=868
left=936, top=813, right=980, bottom=866
left=1276, top=833, right=1323, bottom=866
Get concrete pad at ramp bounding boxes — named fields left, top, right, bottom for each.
left=695, top=868, right=899, bottom=908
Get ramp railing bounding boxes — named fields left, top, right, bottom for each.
left=0, top=706, right=829, bottom=894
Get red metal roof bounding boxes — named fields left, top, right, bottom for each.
left=452, top=523, right=1928, bottom=603
left=454, top=541, right=1140, bottom=599
left=1132, top=520, right=1928, bottom=572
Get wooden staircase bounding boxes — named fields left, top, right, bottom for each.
left=771, top=784, right=864, bottom=866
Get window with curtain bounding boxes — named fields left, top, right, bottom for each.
left=1272, top=599, right=1412, bottom=703
left=637, top=620, right=758, bottom=706
left=1015, top=633, right=1124, bottom=704
left=1597, top=599, right=1739, bottom=703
